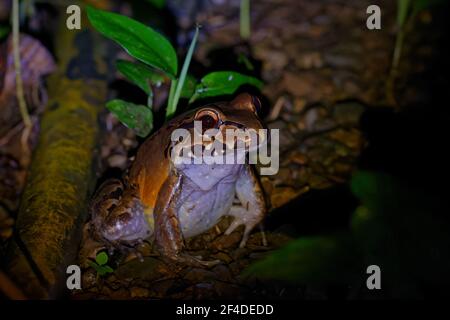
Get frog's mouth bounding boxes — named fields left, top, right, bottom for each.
left=169, top=109, right=267, bottom=165
left=194, top=127, right=266, bottom=164
left=220, top=125, right=267, bottom=154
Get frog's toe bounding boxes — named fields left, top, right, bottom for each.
left=239, top=221, right=261, bottom=248
left=224, top=217, right=243, bottom=235
left=107, top=246, right=115, bottom=256
left=240, top=224, right=268, bottom=248
left=225, top=216, right=264, bottom=248
left=239, top=232, right=249, bottom=248
left=123, top=247, right=144, bottom=263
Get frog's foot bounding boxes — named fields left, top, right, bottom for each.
left=225, top=206, right=262, bottom=248
left=110, top=238, right=150, bottom=262
left=79, top=223, right=107, bottom=265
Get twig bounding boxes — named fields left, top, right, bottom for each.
left=266, top=96, right=286, bottom=122
left=240, top=0, right=250, bottom=40
left=12, top=0, right=32, bottom=154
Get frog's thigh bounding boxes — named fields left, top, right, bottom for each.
left=153, top=172, right=185, bottom=258
left=225, top=166, right=266, bottom=247
left=91, top=179, right=124, bottom=216
left=91, top=179, right=124, bottom=231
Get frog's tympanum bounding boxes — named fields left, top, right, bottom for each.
left=90, top=93, right=266, bottom=266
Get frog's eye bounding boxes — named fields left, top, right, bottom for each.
left=195, top=109, right=219, bottom=131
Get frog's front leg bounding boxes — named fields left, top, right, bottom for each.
left=153, top=172, right=219, bottom=267
left=153, top=172, right=184, bottom=258
left=225, top=165, right=266, bottom=247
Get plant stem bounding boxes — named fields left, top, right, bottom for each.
left=165, top=25, right=200, bottom=120
left=240, top=0, right=250, bottom=40
left=12, top=0, right=32, bottom=151
left=397, top=0, right=411, bottom=29
left=147, top=92, right=153, bottom=109
left=391, top=28, right=404, bottom=73
left=387, top=1, right=415, bottom=107
left=166, top=79, right=177, bottom=119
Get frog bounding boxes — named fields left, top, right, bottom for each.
left=89, top=93, right=267, bottom=266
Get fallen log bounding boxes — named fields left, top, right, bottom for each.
left=6, top=6, right=111, bottom=298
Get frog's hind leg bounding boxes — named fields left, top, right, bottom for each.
left=225, top=166, right=267, bottom=248
left=224, top=207, right=246, bottom=236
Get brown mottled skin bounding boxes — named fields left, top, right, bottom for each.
left=91, top=94, right=266, bottom=265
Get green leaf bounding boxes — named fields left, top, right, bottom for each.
left=95, top=252, right=109, bottom=265
left=106, top=99, right=153, bottom=137
left=180, top=74, right=197, bottom=99
left=97, top=265, right=114, bottom=276
left=116, top=60, right=165, bottom=94
left=0, top=25, right=10, bottom=40
left=87, top=6, right=177, bottom=78
left=103, top=265, right=114, bottom=273
left=244, top=234, right=361, bottom=284
left=88, top=261, right=100, bottom=271
left=190, top=71, right=263, bottom=103
left=89, top=259, right=113, bottom=276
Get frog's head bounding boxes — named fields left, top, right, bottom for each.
left=193, top=93, right=266, bottom=153
left=200, top=93, right=264, bottom=147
